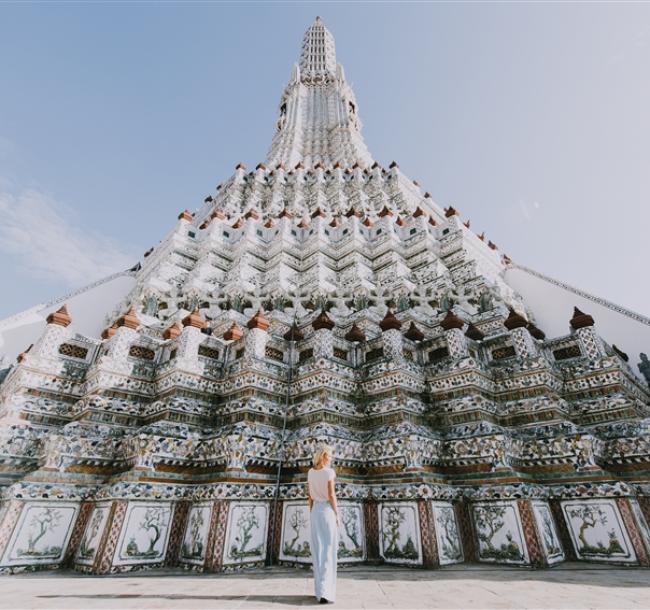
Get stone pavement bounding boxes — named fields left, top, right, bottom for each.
left=0, top=564, right=649, bottom=609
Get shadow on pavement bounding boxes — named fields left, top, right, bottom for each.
left=37, top=594, right=318, bottom=605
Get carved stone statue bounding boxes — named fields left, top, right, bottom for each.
left=478, top=290, right=494, bottom=313
left=639, top=353, right=650, bottom=386
left=395, top=294, right=410, bottom=313
left=144, top=295, right=158, bottom=316
left=440, top=292, right=454, bottom=312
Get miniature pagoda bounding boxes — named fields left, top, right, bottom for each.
left=0, top=17, right=649, bottom=574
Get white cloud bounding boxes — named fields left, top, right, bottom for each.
left=0, top=188, right=139, bottom=287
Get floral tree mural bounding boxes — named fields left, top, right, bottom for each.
left=17, top=507, right=62, bottom=558
left=436, top=506, right=462, bottom=563
left=125, top=506, right=170, bottom=558
left=78, top=508, right=105, bottom=560
left=567, top=505, right=624, bottom=556
left=181, top=507, right=206, bottom=559
left=537, top=507, right=562, bottom=558
left=474, top=505, right=523, bottom=562
left=229, top=506, right=263, bottom=560
left=338, top=505, right=363, bottom=559
left=381, top=505, right=419, bottom=561
left=283, top=507, right=310, bottom=557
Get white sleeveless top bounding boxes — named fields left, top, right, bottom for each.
left=308, top=467, right=335, bottom=502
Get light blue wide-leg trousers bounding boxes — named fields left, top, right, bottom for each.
left=310, top=501, right=338, bottom=602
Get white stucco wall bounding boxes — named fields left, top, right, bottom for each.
left=505, top=265, right=650, bottom=381
left=0, top=274, right=136, bottom=363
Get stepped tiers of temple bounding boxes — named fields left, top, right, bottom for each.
left=0, top=17, right=649, bottom=575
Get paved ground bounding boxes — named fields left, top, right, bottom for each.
left=0, top=564, right=649, bottom=609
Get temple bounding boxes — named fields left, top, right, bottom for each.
left=0, top=18, right=649, bottom=573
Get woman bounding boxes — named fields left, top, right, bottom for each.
left=307, top=444, right=339, bottom=604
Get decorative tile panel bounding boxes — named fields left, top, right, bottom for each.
left=431, top=502, right=463, bottom=565
left=1, top=502, right=79, bottom=567
left=378, top=502, right=422, bottom=565
left=561, top=500, right=636, bottom=563
left=531, top=501, right=564, bottom=564
left=113, top=502, right=174, bottom=566
left=471, top=501, right=529, bottom=565
left=222, top=502, right=268, bottom=565
left=279, top=501, right=312, bottom=563
left=338, top=502, right=365, bottom=562
left=179, top=502, right=213, bottom=566
left=75, top=502, right=111, bottom=566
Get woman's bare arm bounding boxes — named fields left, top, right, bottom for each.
left=327, top=479, right=339, bottom=525
left=307, top=481, right=313, bottom=511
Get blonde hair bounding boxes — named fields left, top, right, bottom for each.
left=313, top=444, right=333, bottom=468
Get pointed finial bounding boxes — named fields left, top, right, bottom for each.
left=570, top=307, right=595, bottom=329
left=504, top=308, right=527, bottom=330
left=117, top=306, right=140, bottom=330
left=300, top=16, right=337, bottom=79
left=527, top=323, right=546, bottom=340
left=440, top=310, right=464, bottom=331
left=46, top=304, right=72, bottom=327
left=224, top=322, right=244, bottom=341
left=247, top=308, right=270, bottom=331
left=163, top=321, right=183, bottom=340
left=101, top=323, right=118, bottom=340
left=312, top=310, right=335, bottom=331
left=404, top=322, right=424, bottom=342
left=380, top=309, right=402, bottom=332
left=345, top=323, right=366, bottom=343
left=283, top=323, right=304, bottom=342
left=465, top=323, right=485, bottom=341
left=182, top=309, right=207, bottom=329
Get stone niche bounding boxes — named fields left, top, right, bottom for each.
left=560, top=499, right=638, bottom=564
left=377, top=502, right=422, bottom=565
left=0, top=500, right=80, bottom=570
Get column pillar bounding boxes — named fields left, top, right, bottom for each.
left=312, top=311, right=335, bottom=359
left=175, top=309, right=207, bottom=371
left=97, top=307, right=141, bottom=373
left=503, top=309, right=540, bottom=358
left=440, top=310, right=468, bottom=359
left=29, top=305, right=73, bottom=361
left=570, top=307, right=606, bottom=359
left=345, top=323, right=366, bottom=367
left=245, top=309, right=270, bottom=359
left=380, top=309, right=403, bottom=362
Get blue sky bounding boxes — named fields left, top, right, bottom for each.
left=0, top=1, right=648, bottom=318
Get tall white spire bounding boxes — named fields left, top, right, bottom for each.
left=299, top=16, right=337, bottom=81
left=266, top=17, right=373, bottom=169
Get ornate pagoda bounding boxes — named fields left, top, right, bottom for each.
left=0, top=17, right=649, bottom=573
